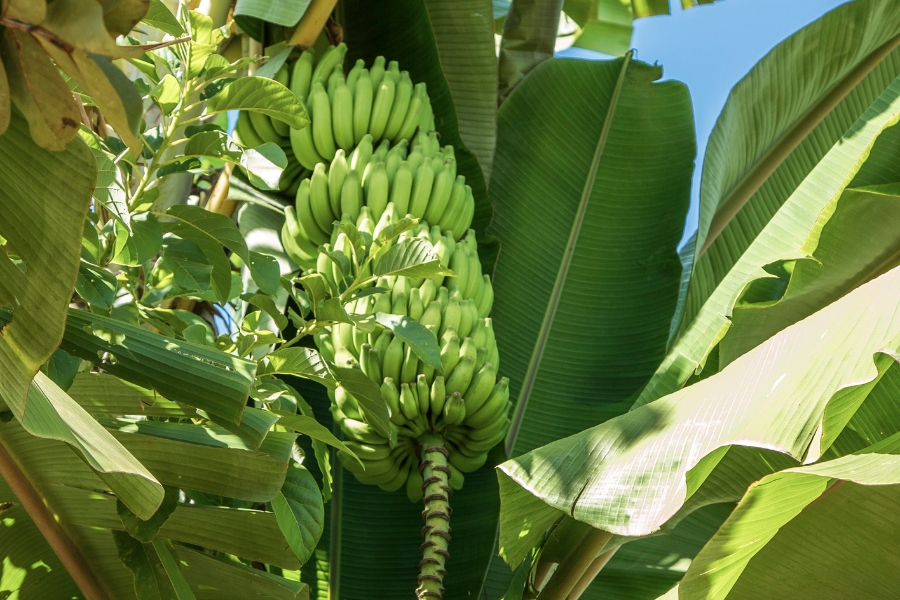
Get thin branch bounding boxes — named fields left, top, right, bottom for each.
left=0, top=435, right=112, bottom=600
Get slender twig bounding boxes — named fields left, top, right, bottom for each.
left=0, top=436, right=112, bottom=600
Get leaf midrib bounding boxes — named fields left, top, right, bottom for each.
left=505, top=52, right=633, bottom=457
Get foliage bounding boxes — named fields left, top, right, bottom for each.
left=5, top=0, right=900, bottom=599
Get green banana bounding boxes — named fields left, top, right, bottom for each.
left=310, top=43, right=347, bottom=89
left=333, top=78, right=355, bottom=151
left=340, top=170, right=363, bottom=221
left=400, top=343, right=418, bottom=384
left=408, top=288, right=425, bottom=321
left=463, top=362, right=496, bottom=415
left=382, top=336, right=404, bottom=383
left=248, top=110, right=283, bottom=144
left=349, top=134, right=374, bottom=176
left=327, top=149, right=349, bottom=215
left=447, top=445, right=488, bottom=472
left=430, top=376, right=447, bottom=418
left=311, top=82, right=336, bottom=160
left=416, top=374, right=430, bottom=417
left=382, top=377, right=406, bottom=425
left=289, top=123, right=323, bottom=170
left=468, top=412, right=509, bottom=441
left=333, top=386, right=363, bottom=421
left=423, top=158, right=454, bottom=224
left=461, top=423, right=508, bottom=452
left=346, top=58, right=365, bottom=93
left=477, top=275, right=494, bottom=318
left=369, top=56, right=386, bottom=90
left=365, top=161, right=390, bottom=220
left=440, top=335, right=460, bottom=375
left=450, top=246, right=470, bottom=299
left=442, top=392, right=466, bottom=426
left=394, top=82, right=426, bottom=142
left=399, top=382, right=420, bottom=421
left=453, top=187, right=476, bottom=240
left=440, top=296, right=461, bottom=339
left=378, top=456, right=412, bottom=492
left=406, top=466, right=424, bottom=503
left=344, top=440, right=392, bottom=461
left=457, top=299, right=474, bottom=338
left=235, top=111, right=265, bottom=148
left=369, top=76, right=396, bottom=141
left=290, top=49, right=314, bottom=100
left=281, top=206, right=318, bottom=266
left=384, top=71, right=413, bottom=140
left=465, top=378, right=510, bottom=428
left=341, top=417, right=386, bottom=445
left=409, top=160, right=434, bottom=218
left=446, top=355, right=475, bottom=396
left=352, top=69, right=373, bottom=144
left=389, top=162, right=413, bottom=216
left=309, top=162, right=335, bottom=235
left=295, top=179, right=330, bottom=246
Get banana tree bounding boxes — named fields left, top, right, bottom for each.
left=5, top=0, right=896, bottom=599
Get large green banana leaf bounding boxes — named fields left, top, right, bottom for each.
left=0, top=111, right=94, bottom=417
left=341, top=0, right=496, bottom=229
left=481, top=54, right=695, bottom=597
left=653, top=0, right=900, bottom=406
left=497, top=258, right=900, bottom=571
left=0, top=375, right=310, bottom=600
left=666, top=436, right=900, bottom=599
left=637, top=55, right=900, bottom=409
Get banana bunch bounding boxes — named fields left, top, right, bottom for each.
left=287, top=43, right=435, bottom=170
left=231, top=64, right=308, bottom=196
left=281, top=132, right=476, bottom=269
left=324, top=232, right=508, bottom=500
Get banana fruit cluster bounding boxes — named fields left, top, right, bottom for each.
left=281, top=132, right=475, bottom=270
left=331, top=289, right=510, bottom=502
left=288, top=43, right=435, bottom=170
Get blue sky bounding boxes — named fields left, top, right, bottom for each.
left=557, top=0, right=850, bottom=245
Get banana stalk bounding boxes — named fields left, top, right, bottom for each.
left=416, top=433, right=452, bottom=600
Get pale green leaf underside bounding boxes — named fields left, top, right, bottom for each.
left=636, top=70, right=900, bottom=408
left=499, top=263, right=900, bottom=549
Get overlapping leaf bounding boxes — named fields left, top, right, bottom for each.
left=498, top=264, right=900, bottom=567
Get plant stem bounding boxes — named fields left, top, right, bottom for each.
left=0, top=436, right=111, bottom=600
left=416, top=433, right=452, bottom=599
left=535, top=528, right=612, bottom=600
left=569, top=547, right=618, bottom=600
left=288, top=0, right=340, bottom=47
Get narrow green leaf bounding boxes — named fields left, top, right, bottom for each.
left=206, top=77, right=309, bottom=128
left=373, top=312, right=442, bottom=370
left=259, top=348, right=336, bottom=388
left=331, top=366, right=391, bottom=439
left=234, top=0, right=312, bottom=26
left=277, top=413, right=361, bottom=462
left=374, top=238, right=453, bottom=279
left=75, top=259, right=117, bottom=308
left=59, top=309, right=257, bottom=426
left=117, top=486, right=180, bottom=543
left=142, top=0, right=185, bottom=36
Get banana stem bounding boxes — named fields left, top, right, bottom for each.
left=416, top=433, right=452, bottom=599
left=288, top=0, right=339, bottom=47
left=535, top=528, right=612, bottom=600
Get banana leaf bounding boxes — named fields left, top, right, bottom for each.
left=668, top=437, right=900, bottom=599
left=498, top=260, right=900, bottom=572
left=650, top=0, right=900, bottom=406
